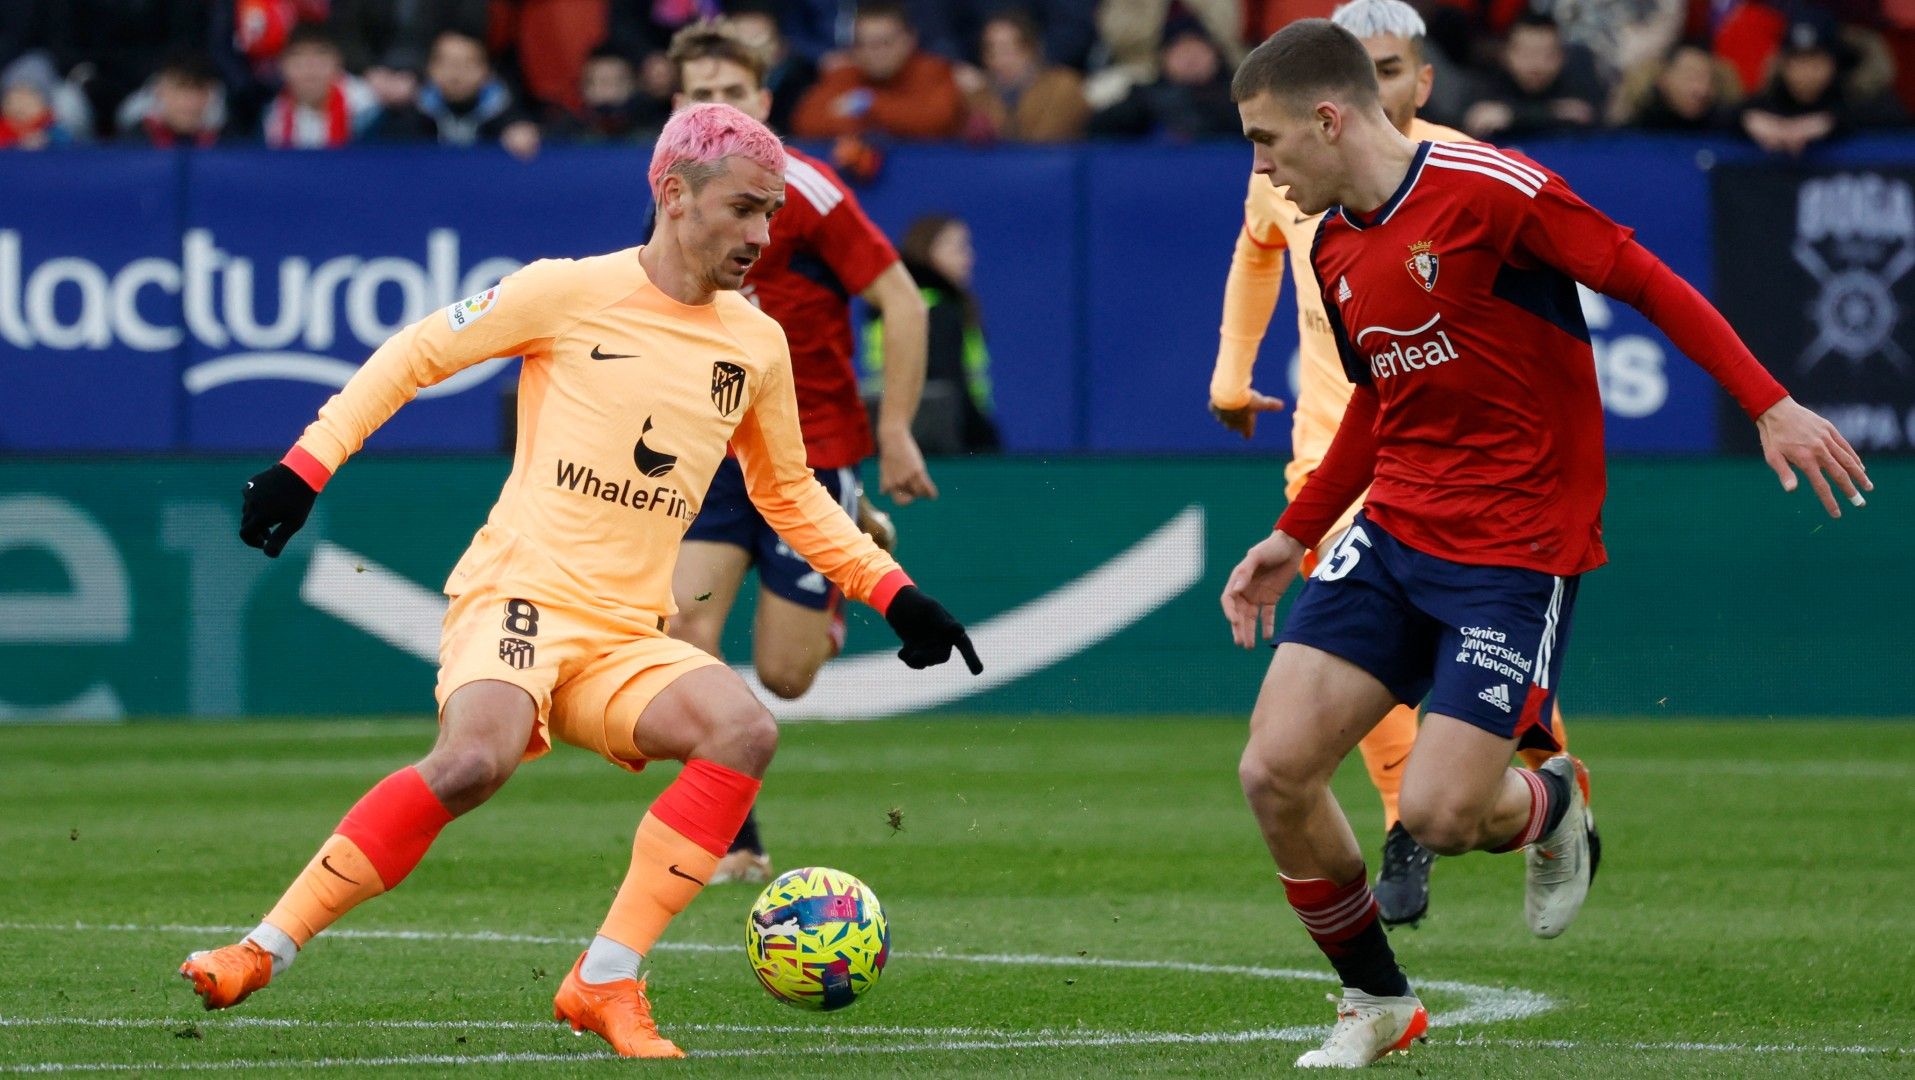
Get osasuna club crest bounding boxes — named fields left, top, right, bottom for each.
left=711, top=361, right=746, bottom=416
left=1406, top=240, right=1439, bottom=291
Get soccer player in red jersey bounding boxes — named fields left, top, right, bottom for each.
left=1220, top=21, right=1871, bottom=1068
left=665, top=21, right=936, bottom=884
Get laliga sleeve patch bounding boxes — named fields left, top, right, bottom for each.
left=445, top=284, right=501, bottom=332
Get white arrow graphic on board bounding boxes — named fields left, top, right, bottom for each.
left=299, top=505, right=1205, bottom=719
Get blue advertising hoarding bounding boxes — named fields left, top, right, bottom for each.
left=0, top=152, right=185, bottom=450
left=6, top=136, right=1906, bottom=455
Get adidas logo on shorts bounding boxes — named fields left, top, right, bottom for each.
left=1478, top=683, right=1512, bottom=713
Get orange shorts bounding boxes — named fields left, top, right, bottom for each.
left=433, top=586, right=722, bottom=771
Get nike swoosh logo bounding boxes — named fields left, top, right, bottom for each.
left=320, top=856, right=360, bottom=884
left=668, top=864, right=707, bottom=886
left=1293, top=214, right=1317, bottom=225
left=1383, top=753, right=1409, bottom=772
left=590, top=345, right=638, bottom=361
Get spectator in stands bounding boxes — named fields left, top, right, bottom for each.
left=908, top=0, right=1098, bottom=70
left=723, top=0, right=816, bottom=133
left=1740, top=13, right=1907, bottom=156
left=1609, top=38, right=1741, bottom=130
left=1462, top=12, right=1605, bottom=138
left=121, top=50, right=227, bottom=146
left=0, top=64, right=76, bottom=149
left=502, top=0, right=614, bottom=115
left=1527, top=0, right=1685, bottom=84
left=1087, top=0, right=1243, bottom=112
left=262, top=25, right=378, bottom=148
left=47, top=0, right=207, bottom=137
left=1087, top=18, right=1240, bottom=141
left=327, top=0, right=488, bottom=76
left=373, top=30, right=542, bottom=158
left=792, top=1, right=966, bottom=140
left=547, top=46, right=669, bottom=143
left=865, top=213, right=1001, bottom=455
left=0, top=51, right=91, bottom=143
left=959, top=8, right=1089, bottom=142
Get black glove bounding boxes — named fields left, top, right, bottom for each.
left=884, top=586, right=983, bottom=674
left=239, top=462, right=318, bottom=558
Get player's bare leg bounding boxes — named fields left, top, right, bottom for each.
left=555, top=665, right=776, bottom=1058
left=1238, top=644, right=1428, bottom=1068
left=1399, top=714, right=1596, bottom=937
left=180, top=681, right=534, bottom=1009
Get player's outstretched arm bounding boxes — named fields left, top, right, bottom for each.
left=234, top=262, right=569, bottom=558
left=861, top=262, right=937, bottom=503
left=1221, top=530, right=1307, bottom=648
left=1211, top=183, right=1292, bottom=439
left=1755, top=396, right=1872, bottom=518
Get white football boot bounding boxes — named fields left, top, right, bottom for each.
left=1525, top=754, right=1594, bottom=938
left=1294, top=988, right=1429, bottom=1068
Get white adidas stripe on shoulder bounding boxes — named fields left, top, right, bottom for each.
left=1426, top=149, right=1539, bottom=197
left=1429, top=142, right=1546, bottom=186
left=783, top=152, right=845, bottom=214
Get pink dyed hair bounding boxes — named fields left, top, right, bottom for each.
left=647, top=102, right=785, bottom=198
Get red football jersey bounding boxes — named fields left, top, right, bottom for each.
left=741, top=147, right=900, bottom=469
left=1278, top=140, right=1785, bottom=576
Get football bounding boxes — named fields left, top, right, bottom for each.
left=745, top=867, right=889, bottom=1011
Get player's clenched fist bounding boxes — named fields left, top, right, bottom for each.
left=239, top=463, right=319, bottom=558
left=883, top=586, right=983, bottom=674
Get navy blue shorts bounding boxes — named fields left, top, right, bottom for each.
left=684, top=457, right=858, bottom=611
left=1278, top=511, right=1577, bottom=749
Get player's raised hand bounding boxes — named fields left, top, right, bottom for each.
left=239, top=462, right=319, bottom=558
left=1210, top=390, right=1287, bottom=440
left=1221, top=531, right=1306, bottom=649
left=883, top=586, right=982, bottom=674
left=1755, top=396, right=1872, bottom=518
left=878, top=428, right=939, bottom=505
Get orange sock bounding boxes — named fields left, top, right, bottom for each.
left=597, top=760, right=761, bottom=955
left=1517, top=701, right=1570, bottom=771
left=1356, top=704, right=1418, bottom=831
left=265, top=835, right=387, bottom=946
left=263, top=766, right=454, bottom=948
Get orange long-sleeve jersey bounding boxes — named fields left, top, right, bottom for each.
left=287, top=248, right=903, bottom=629
left=1211, top=118, right=1469, bottom=514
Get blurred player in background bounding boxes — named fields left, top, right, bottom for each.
left=1209, top=0, right=1572, bottom=927
left=1222, top=20, right=1868, bottom=1067
left=179, top=103, right=980, bottom=1059
left=666, top=19, right=936, bottom=886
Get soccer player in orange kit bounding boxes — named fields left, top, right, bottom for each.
left=1208, top=0, right=1570, bottom=927
left=177, top=103, right=981, bottom=1060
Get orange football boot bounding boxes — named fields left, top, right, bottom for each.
left=552, top=953, right=684, bottom=1059
left=179, top=941, right=274, bottom=1010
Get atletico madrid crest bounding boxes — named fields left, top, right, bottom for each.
left=1405, top=240, right=1439, bottom=292
left=711, top=361, right=746, bottom=416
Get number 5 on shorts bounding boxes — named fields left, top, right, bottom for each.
left=1315, top=525, right=1372, bottom=582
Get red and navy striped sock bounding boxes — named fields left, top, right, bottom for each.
left=1282, top=873, right=1410, bottom=998
left=1492, top=765, right=1571, bottom=852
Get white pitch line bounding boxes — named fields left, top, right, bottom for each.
left=5, top=1028, right=1909, bottom=1073
left=0, top=921, right=1550, bottom=1028
left=0, top=1017, right=1106, bottom=1040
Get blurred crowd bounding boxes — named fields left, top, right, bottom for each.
left=1, top=0, right=1909, bottom=157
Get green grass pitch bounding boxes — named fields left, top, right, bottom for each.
left=2, top=716, right=1910, bottom=1077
